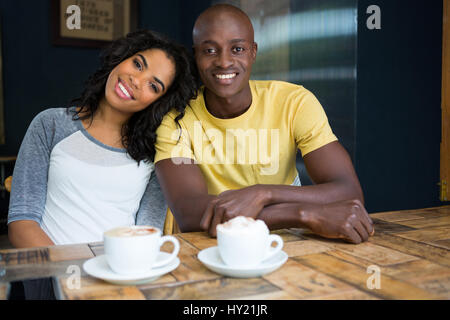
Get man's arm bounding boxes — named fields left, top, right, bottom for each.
left=8, top=220, right=55, bottom=248
left=155, top=158, right=215, bottom=232
left=262, top=141, right=364, bottom=205
left=156, top=146, right=373, bottom=243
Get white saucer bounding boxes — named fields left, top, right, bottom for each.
left=197, top=246, right=288, bottom=278
left=83, top=253, right=180, bottom=285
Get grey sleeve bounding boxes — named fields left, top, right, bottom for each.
left=135, top=170, right=168, bottom=231
left=7, top=110, right=56, bottom=225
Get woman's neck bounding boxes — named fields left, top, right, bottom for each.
left=81, top=99, right=131, bottom=149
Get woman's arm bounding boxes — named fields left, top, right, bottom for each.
left=8, top=220, right=54, bottom=248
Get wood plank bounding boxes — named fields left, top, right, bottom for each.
left=170, top=254, right=222, bottom=283
left=283, top=240, right=332, bottom=258
left=272, top=229, right=306, bottom=242
left=301, top=233, right=419, bottom=266
left=394, top=226, right=450, bottom=249
left=432, top=239, right=450, bottom=250
left=370, top=210, right=426, bottom=222
left=162, top=236, right=199, bottom=259
left=286, top=228, right=315, bottom=239
left=262, top=259, right=356, bottom=299
left=370, top=206, right=450, bottom=222
left=234, top=290, right=297, bottom=300
left=49, top=244, right=94, bottom=262
left=325, top=250, right=450, bottom=298
left=178, top=232, right=217, bottom=251
left=0, top=244, right=93, bottom=266
left=380, top=259, right=450, bottom=298
left=370, top=218, right=417, bottom=234
left=304, top=289, right=379, bottom=300
left=369, top=233, right=450, bottom=267
left=0, top=248, right=51, bottom=266
left=141, top=277, right=280, bottom=300
left=59, top=276, right=146, bottom=300
left=394, top=216, right=450, bottom=229
left=294, top=253, right=441, bottom=299
left=2, top=258, right=88, bottom=283
left=413, top=209, right=450, bottom=217
left=88, top=243, right=104, bottom=257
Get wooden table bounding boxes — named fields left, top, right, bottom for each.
left=1, top=206, right=449, bottom=300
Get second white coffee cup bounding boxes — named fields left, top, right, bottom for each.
left=216, top=217, right=283, bottom=268
left=103, top=226, right=180, bottom=275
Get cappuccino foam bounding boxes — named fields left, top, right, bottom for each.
left=217, top=216, right=268, bottom=235
left=104, top=226, right=157, bottom=238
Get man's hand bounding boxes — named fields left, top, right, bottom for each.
left=301, top=199, right=375, bottom=244
left=200, top=185, right=270, bottom=237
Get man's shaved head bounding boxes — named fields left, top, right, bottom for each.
left=192, top=3, right=257, bottom=106
left=193, top=4, right=254, bottom=45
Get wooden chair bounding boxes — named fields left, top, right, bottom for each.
left=4, top=176, right=12, bottom=192
left=163, top=208, right=180, bottom=235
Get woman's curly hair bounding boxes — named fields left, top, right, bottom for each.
left=69, top=29, right=199, bottom=163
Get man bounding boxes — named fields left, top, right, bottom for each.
left=155, top=4, right=374, bottom=244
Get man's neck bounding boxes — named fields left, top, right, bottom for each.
left=204, top=84, right=252, bottom=119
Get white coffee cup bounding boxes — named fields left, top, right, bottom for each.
left=103, top=226, right=180, bottom=275
left=216, top=216, right=283, bottom=268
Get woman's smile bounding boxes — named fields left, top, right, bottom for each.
left=115, top=78, right=135, bottom=101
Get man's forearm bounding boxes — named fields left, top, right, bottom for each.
left=170, top=194, right=217, bottom=232
left=263, top=179, right=364, bottom=207
left=256, top=202, right=309, bottom=231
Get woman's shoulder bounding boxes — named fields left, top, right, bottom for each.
left=29, top=107, right=75, bottom=130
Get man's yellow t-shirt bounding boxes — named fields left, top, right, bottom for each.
left=155, top=80, right=337, bottom=195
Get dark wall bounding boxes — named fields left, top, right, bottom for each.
left=356, top=0, right=448, bottom=212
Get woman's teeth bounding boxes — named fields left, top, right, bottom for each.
left=215, top=73, right=236, bottom=79
left=118, top=81, right=132, bottom=98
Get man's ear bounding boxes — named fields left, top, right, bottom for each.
left=252, top=42, right=258, bottom=61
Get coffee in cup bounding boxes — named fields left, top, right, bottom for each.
left=216, top=216, right=283, bottom=268
left=103, top=225, right=180, bottom=275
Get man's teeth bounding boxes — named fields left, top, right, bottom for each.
left=215, top=73, right=236, bottom=79
left=118, top=82, right=132, bottom=98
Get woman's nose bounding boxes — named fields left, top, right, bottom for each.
left=129, top=75, right=140, bottom=89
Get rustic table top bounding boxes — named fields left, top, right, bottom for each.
left=1, top=206, right=449, bottom=300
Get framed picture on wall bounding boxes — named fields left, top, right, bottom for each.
left=51, top=0, right=138, bottom=48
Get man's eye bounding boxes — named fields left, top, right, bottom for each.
left=205, top=48, right=216, bottom=54
left=233, top=47, right=244, bottom=53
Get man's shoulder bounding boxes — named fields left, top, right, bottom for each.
left=252, top=80, right=312, bottom=97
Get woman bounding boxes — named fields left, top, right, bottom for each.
left=7, top=30, right=198, bottom=247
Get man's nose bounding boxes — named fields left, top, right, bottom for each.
left=215, top=51, right=234, bottom=69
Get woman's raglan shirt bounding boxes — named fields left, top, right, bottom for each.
left=7, top=107, right=167, bottom=245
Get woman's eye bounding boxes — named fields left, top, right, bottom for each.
left=133, top=59, right=142, bottom=70
left=150, top=83, right=159, bottom=93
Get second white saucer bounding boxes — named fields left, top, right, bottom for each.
left=197, top=246, right=288, bottom=278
